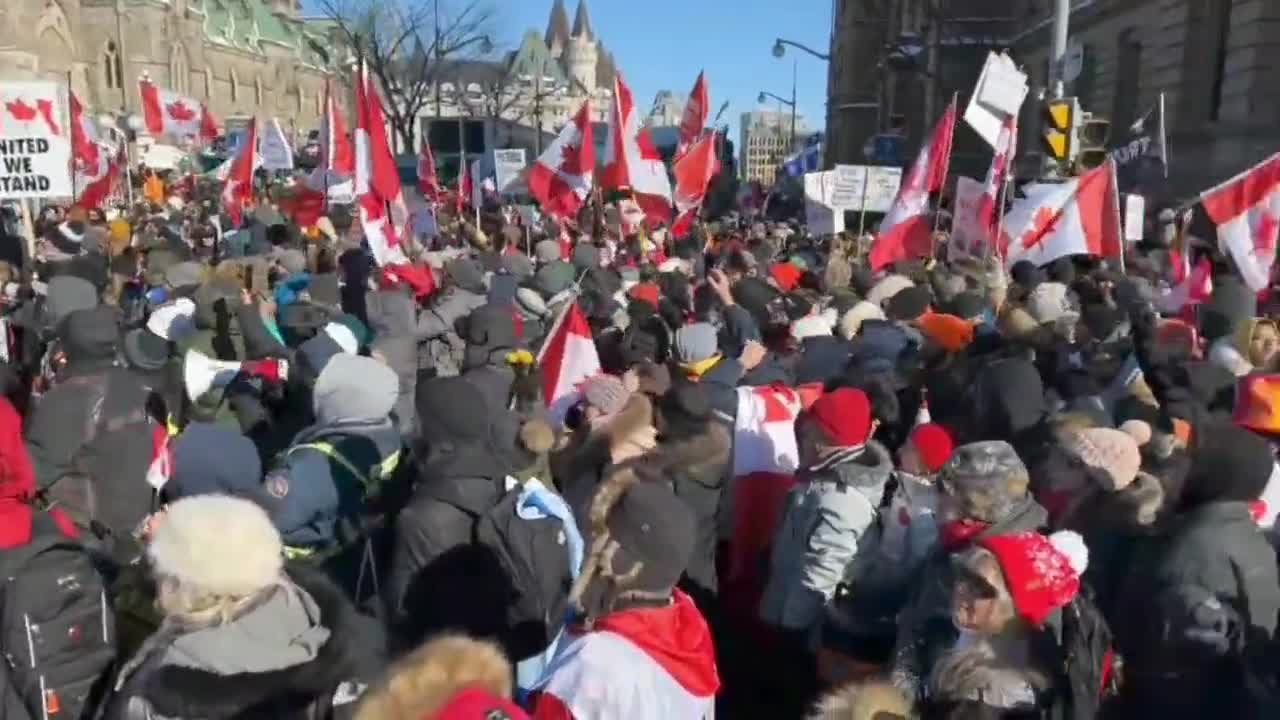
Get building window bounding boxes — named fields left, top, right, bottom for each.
left=1208, top=0, right=1232, bottom=121
left=1113, top=29, right=1142, bottom=132
left=297, top=86, right=305, bottom=114
left=255, top=76, right=264, bottom=106
left=204, top=68, right=213, bottom=99
left=316, top=91, right=323, bottom=115
left=230, top=69, right=239, bottom=103
left=170, top=50, right=189, bottom=94
left=102, top=41, right=123, bottom=90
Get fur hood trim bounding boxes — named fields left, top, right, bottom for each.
left=808, top=680, right=912, bottom=720
left=552, top=394, right=654, bottom=483
left=566, top=458, right=645, bottom=612
left=140, top=564, right=381, bottom=718
left=354, top=635, right=510, bottom=720
left=644, top=421, right=732, bottom=487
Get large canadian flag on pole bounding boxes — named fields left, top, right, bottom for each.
left=74, top=143, right=123, bottom=210
left=869, top=100, right=956, bottom=271
left=354, top=63, right=408, bottom=266
left=1199, top=152, right=1280, bottom=291
left=999, top=159, right=1124, bottom=268
left=528, top=100, right=595, bottom=219
left=974, top=115, right=1017, bottom=252
left=673, top=132, right=720, bottom=213
left=603, top=72, right=672, bottom=225
left=139, top=78, right=217, bottom=141
left=318, top=78, right=354, bottom=176
left=538, top=301, right=602, bottom=425
left=221, top=117, right=256, bottom=226
left=68, top=92, right=100, bottom=176
left=417, top=139, right=441, bottom=200
left=676, top=71, right=709, bottom=158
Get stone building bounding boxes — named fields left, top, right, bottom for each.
left=0, top=0, right=339, bottom=137
left=1011, top=0, right=1280, bottom=200
left=739, top=109, right=810, bottom=185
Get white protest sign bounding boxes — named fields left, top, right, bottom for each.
left=806, top=199, right=843, bottom=235
left=803, top=170, right=836, bottom=206
left=259, top=118, right=294, bottom=171
left=949, top=176, right=988, bottom=259
left=964, top=52, right=1028, bottom=149
left=1125, top=194, right=1145, bottom=242
left=0, top=82, right=72, bottom=199
left=862, top=166, right=903, bottom=213
left=831, top=165, right=867, bottom=209
left=493, top=148, right=526, bottom=193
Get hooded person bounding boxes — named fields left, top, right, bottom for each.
left=459, top=303, right=519, bottom=415
left=25, top=306, right=157, bottom=542
left=1207, top=316, right=1280, bottom=377
left=162, top=423, right=264, bottom=502
left=365, top=284, right=421, bottom=440
left=353, top=635, right=527, bottom=720
left=260, top=354, right=402, bottom=581
left=385, top=377, right=519, bottom=651
left=415, top=257, right=489, bottom=379
left=888, top=441, right=1050, bottom=702
left=528, top=471, right=720, bottom=720
left=1113, top=421, right=1280, bottom=719
left=792, top=314, right=855, bottom=386
left=101, top=495, right=381, bottom=720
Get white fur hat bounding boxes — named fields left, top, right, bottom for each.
left=838, top=301, right=887, bottom=340
left=791, top=314, right=833, bottom=341
left=148, top=495, right=283, bottom=598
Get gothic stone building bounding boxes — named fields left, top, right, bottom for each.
left=0, top=0, right=338, bottom=136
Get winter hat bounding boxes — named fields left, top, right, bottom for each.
left=657, top=382, right=713, bottom=441
left=45, top=275, right=99, bottom=327
left=534, top=239, right=561, bottom=264
left=59, top=306, right=119, bottom=364
left=146, top=297, right=197, bottom=342
left=582, top=375, right=631, bottom=418
left=165, top=261, right=205, bottom=291
left=1025, top=282, right=1078, bottom=325
left=885, top=286, right=932, bottom=322
left=1119, top=419, right=1154, bottom=447
left=977, top=530, right=1089, bottom=627
left=866, top=274, right=915, bottom=308
left=916, top=313, right=974, bottom=352
left=909, top=423, right=954, bottom=473
left=838, top=301, right=887, bottom=340
left=1060, top=428, right=1142, bottom=491
left=791, top=314, right=833, bottom=341
left=1233, top=374, right=1280, bottom=435
left=627, top=282, right=662, bottom=311
left=769, top=262, right=803, bottom=292
left=416, top=377, right=493, bottom=446
left=1184, top=420, right=1275, bottom=507
left=947, top=291, right=988, bottom=321
left=462, top=304, right=518, bottom=351
left=445, top=257, right=486, bottom=294
left=806, top=388, right=872, bottom=448
left=148, top=495, right=283, bottom=599
left=434, top=688, right=529, bottom=720
left=532, top=261, right=575, bottom=298
left=122, top=327, right=170, bottom=372
left=313, top=353, right=399, bottom=425
left=571, top=242, right=598, bottom=272
left=166, top=423, right=264, bottom=500
left=674, top=322, right=719, bottom=364
left=938, top=441, right=1031, bottom=524
left=501, top=251, right=534, bottom=280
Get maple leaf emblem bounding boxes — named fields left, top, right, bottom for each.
left=5, top=99, right=37, bottom=122
left=166, top=100, right=197, bottom=122
left=1021, top=206, right=1060, bottom=250
left=558, top=138, right=587, bottom=175
left=1256, top=210, right=1279, bottom=255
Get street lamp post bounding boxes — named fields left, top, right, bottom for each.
left=758, top=68, right=797, bottom=156
left=773, top=38, right=830, bottom=62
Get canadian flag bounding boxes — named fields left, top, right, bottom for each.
left=999, top=159, right=1123, bottom=268
left=974, top=115, right=1017, bottom=254
left=676, top=71, right=709, bottom=158
left=539, top=301, right=602, bottom=425
left=221, top=117, right=257, bottom=226
left=1199, top=152, right=1280, bottom=291
left=139, top=78, right=217, bottom=141
left=417, top=139, right=440, bottom=200
left=457, top=160, right=472, bottom=215
left=672, top=131, right=720, bottom=214
left=603, top=72, right=672, bottom=225
left=530, top=101, right=595, bottom=219
left=353, top=63, right=408, bottom=266
left=73, top=142, right=123, bottom=211
left=870, top=100, right=956, bottom=271
left=1157, top=256, right=1214, bottom=315
left=68, top=92, right=99, bottom=175
left=318, top=78, right=353, bottom=175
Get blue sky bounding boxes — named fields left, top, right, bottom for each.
left=494, top=0, right=832, bottom=143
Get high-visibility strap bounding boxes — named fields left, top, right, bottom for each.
left=288, top=441, right=401, bottom=493
left=283, top=545, right=316, bottom=560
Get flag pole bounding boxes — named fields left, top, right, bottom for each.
left=1158, top=92, right=1169, bottom=178
left=1110, top=159, right=1125, bottom=274
left=66, top=74, right=77, bottom=203
left=857, top=167, right=871, bottom=237
left=931, top=94, right=959, bottom=240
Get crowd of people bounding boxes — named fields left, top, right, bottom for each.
left=0, top=177, right=1279, bottom=720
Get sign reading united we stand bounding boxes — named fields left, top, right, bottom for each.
left=0, top=82, right=73, bottom=199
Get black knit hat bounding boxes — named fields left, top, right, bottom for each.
left=604, top=480, right=695, bottom=596
left=1183, top=421, right=1274, bottom=508
left=886, top=286, right=932, bottom=322
left=657, top=381, right=712, bottom=441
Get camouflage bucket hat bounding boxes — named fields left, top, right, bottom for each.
left=938, top=440, right=1030, bottom=524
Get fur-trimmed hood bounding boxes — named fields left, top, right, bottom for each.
left=353, top=635, right=511, bottom=720
left=114, top=564, right=384, bottom=720
left=642, top=420, right=732, bottom=489
left=551, top=394, right=654, bottom=489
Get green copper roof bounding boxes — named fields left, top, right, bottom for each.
left=199, top=0, right=333, bottom=67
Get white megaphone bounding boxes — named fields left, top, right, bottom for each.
left=183, top=349, right=289, bottom=402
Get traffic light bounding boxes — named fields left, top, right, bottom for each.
left=1042, top=97, right=1080, bottom=164
left=1075, top=114, right=1111, bottom=171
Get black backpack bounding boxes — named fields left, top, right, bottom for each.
left=1039, top=590, right=1118, bottom=720
left=474, top=486, right=573, bottom=663
left=0, top=515, right=116, bottom=720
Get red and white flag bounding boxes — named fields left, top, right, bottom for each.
left=456, top=160, right=472, bottom=215
left=676, top=71, right=709, bottom=158
left=529, top=101, right=595, bottom=219
left=539, top=301, right=602, bottom=425
left=353, top=63, right=408, bottom=266
left=975, top=114, right=1017, bottom=253
left=139, top=78, right=217, bottom=141
left=869, top=100, right=956, bottom=271
left=221, top=117, right=256, bottom=226
left=999, top=159, right=1123, bottom=268
left=68, top=92, right=99, bottom=175
left=73, top=143, right=123, bottom=210
left=1158, top=256, right=1214, bottom=315
left=318, top=78, right=353, bottom=176
left=603, top=72, right=672, bottom=225
left=1199, top=152, right=1280, bottom=291
left=672, top=131, right=720, bottom=214
left=417, top=140, right=440, bottom=200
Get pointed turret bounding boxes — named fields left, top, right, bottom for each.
left=545, top=0, right=571, bottom=55
left=571, top=0, right=593, bottom=41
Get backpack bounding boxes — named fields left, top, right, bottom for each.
left=0, top=516, right=116, bottom=720
left=473, top=483, right=573, bottom=663
left=1040, top=590, right=1118, bottom=720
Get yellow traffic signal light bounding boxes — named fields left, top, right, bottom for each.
left=1076, top=114, right=1112, bottom=170
left=1042, top=98, right=1080, bottom=162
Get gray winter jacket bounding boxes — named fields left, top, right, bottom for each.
left=414, top=286, right=486, bottom=377
left=759, top=442, right=893, bottom=632
left=889, top=497, right=1049, bottom=701
left=366, top=288, right=419, bottom=437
